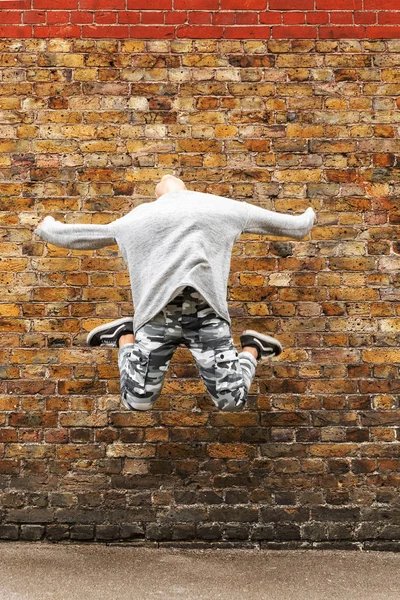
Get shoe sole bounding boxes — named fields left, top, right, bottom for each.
left=240, top=329, right=283, bottom=358
left=87, top=317, right=133, bottom=347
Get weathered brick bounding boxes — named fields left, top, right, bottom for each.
left=0, top=525, right=19, bottom=540
left=20, top=524, right=45, bottom=541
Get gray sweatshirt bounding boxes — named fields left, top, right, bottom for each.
left=34, top=190, right=315, bottom=335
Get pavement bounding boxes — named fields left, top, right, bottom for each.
left=0, top=543, right=399, bottom=600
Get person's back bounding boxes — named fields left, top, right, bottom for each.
left=114, top=189, right=248, bottom=334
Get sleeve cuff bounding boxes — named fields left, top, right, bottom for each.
left=35, top=215, right=56, bottom=236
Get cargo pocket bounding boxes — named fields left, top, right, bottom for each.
left=214, top=346, right=242, bottom=393
left=125, top=346, right=150, bottom=395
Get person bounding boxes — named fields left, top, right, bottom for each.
left=35, top=175, right=315, bottom=412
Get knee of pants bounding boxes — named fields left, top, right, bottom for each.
left=210, top=387, right=248, bottom=412
left=120, top=374, right=163, bottom=411
left=121, top=389, right=161, bottom=412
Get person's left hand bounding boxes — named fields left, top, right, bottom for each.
left=36, top=216, right=55, bottom=230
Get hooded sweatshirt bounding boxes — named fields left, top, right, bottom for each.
left=35, top=190, right=315, bottom=335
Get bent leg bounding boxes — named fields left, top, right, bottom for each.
left=192, top=336, right=257, bottom=411
left=181, top=290, right=257, bottom=411
left=119, top=310, right=177, bottom=411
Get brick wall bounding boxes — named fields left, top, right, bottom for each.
left=0, top=33, right=400, bottom=548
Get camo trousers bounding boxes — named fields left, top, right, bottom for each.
left=118, top=285, right=257, bottom=412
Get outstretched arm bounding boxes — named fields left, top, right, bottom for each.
left=243, top=203, right=316, bottom=240
left=35, top=216, right=117, bottom=250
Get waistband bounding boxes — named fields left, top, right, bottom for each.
left=165, top=285, right=209, bottom=312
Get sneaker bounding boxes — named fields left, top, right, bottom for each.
left=87, top=317, right=134, bottom=347
left=240, top=329, right=283, bottom=361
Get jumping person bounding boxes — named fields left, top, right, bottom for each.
left=35, top=175, right=315, bottom=412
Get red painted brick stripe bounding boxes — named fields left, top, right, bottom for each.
left=0, top=4, right=400, bottom=37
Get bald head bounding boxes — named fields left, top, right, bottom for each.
left=155, top=174, right=186, bottom=198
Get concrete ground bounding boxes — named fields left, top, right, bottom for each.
left=0, top=543, right=399, bottom=600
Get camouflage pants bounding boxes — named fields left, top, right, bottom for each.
left=118, top=285, right=257, bottom=412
